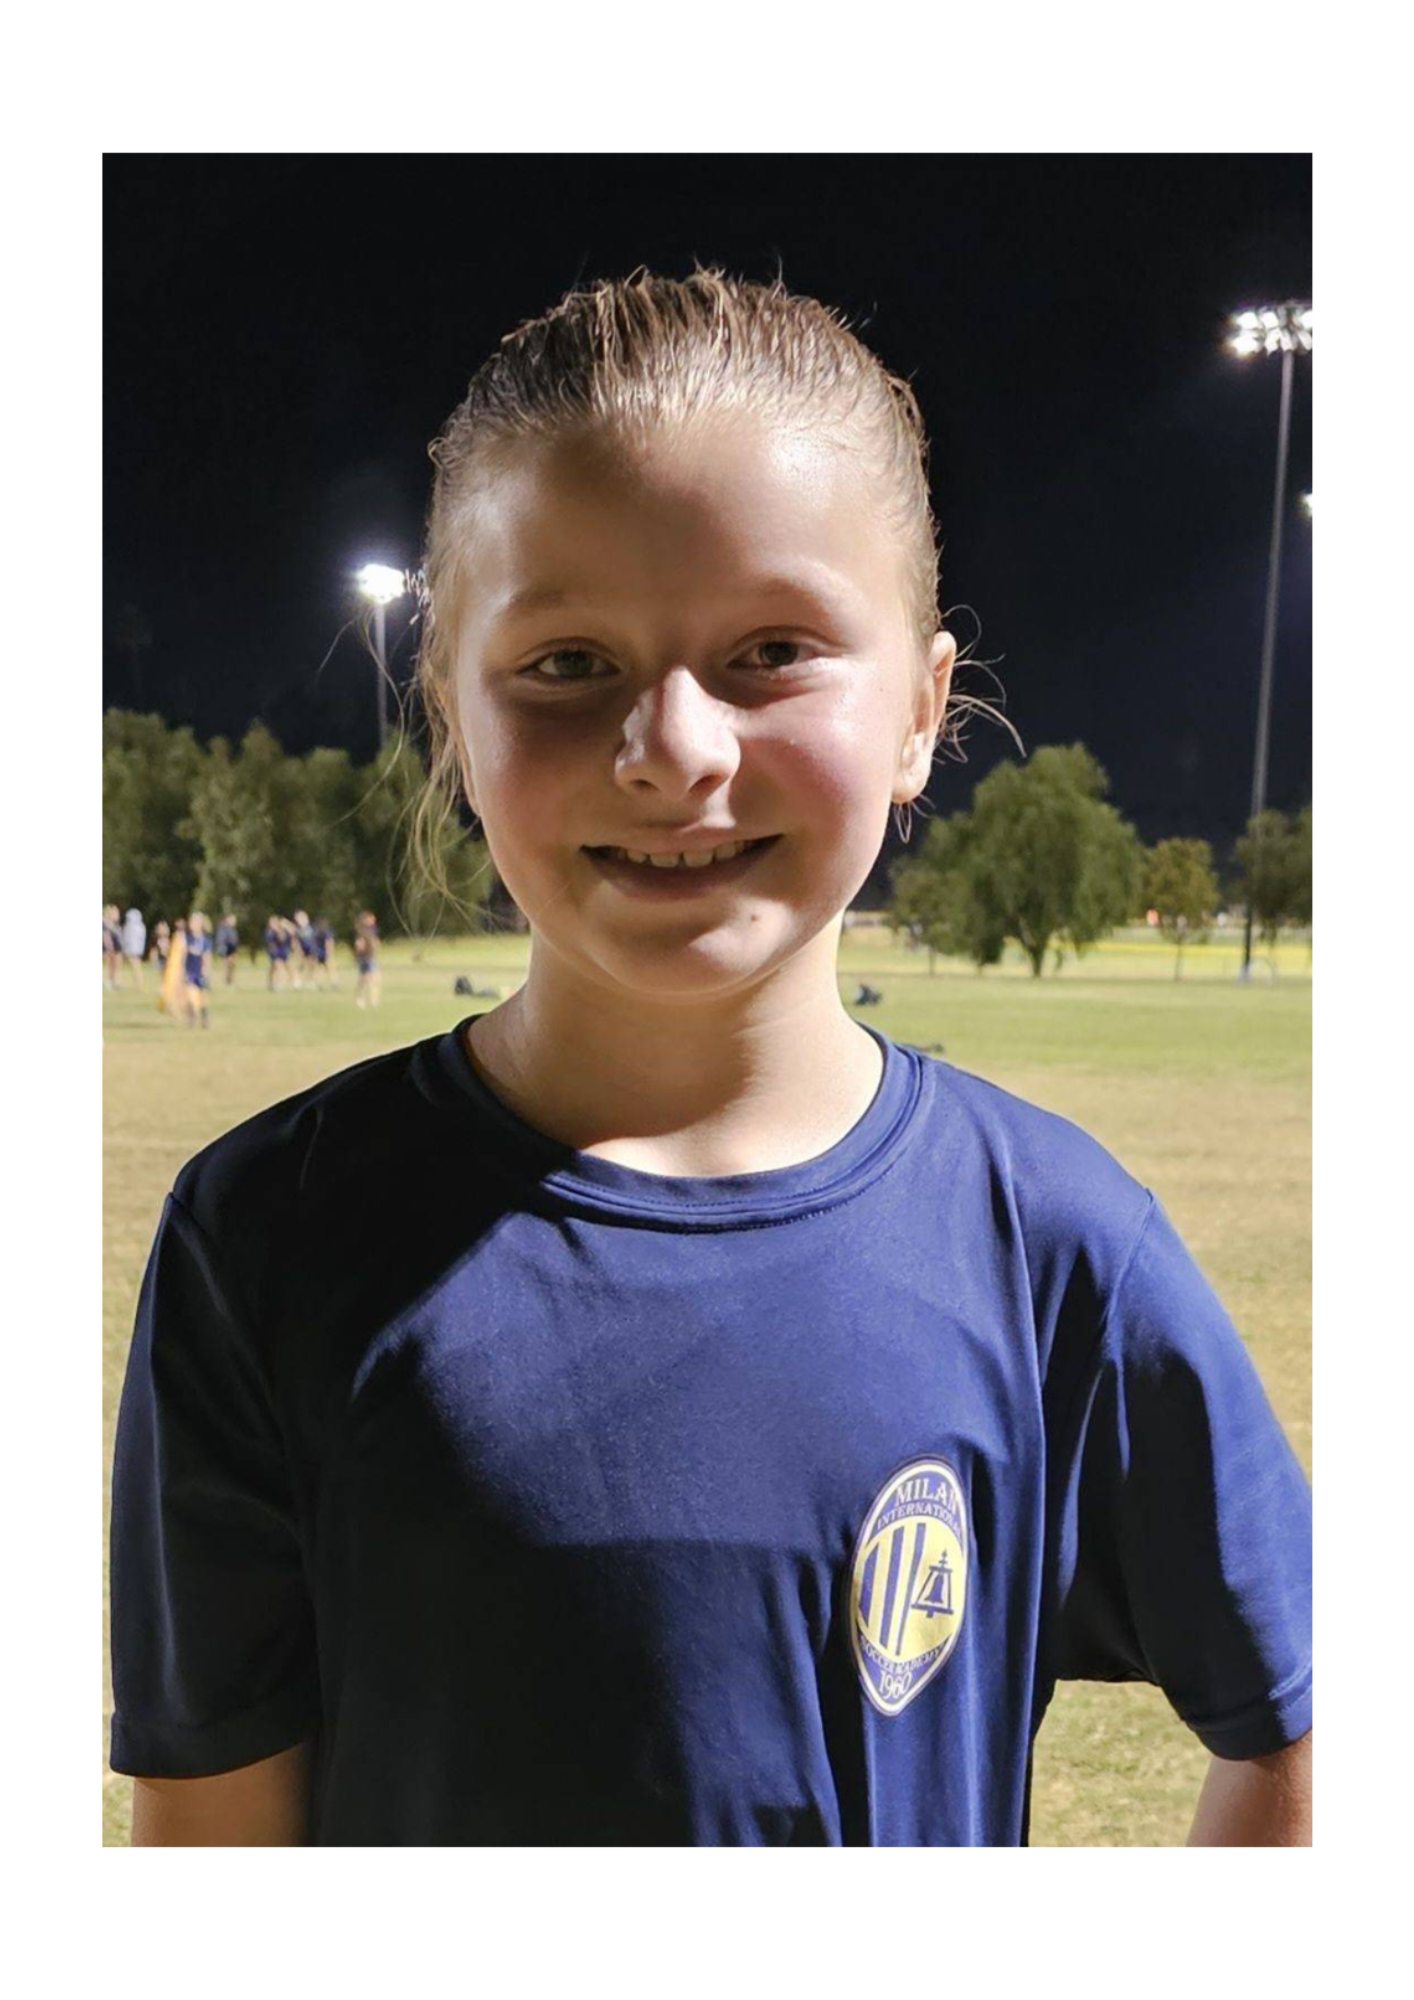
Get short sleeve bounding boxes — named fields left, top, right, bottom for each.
left=1052, top=1195, right=1312, bottom=1759
left=109, top=1192, right=320, bottom=1777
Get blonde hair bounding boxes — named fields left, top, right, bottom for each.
left=412, top=266, right=987, bottom=898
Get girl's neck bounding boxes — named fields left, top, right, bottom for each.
left=464, top=929, right=884, bottom=1178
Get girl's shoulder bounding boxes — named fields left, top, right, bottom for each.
left=170, top=1033, right=454, bottom=1250
left=917, top=1053, right=1153, bottom=1281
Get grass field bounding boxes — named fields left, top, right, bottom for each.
left=102, top=923, right=1311, bottom=1847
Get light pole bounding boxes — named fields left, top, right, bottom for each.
left=356, top=562, right=408, bottom=754
left=1227, top=302, right=1312, bottom=979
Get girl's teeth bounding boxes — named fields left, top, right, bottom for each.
left=608, top=839, right=757, bottom=868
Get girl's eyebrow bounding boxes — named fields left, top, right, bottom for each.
left=499, top=584, right=575, bottom=616
left=496, top=569, right=858, bottom=622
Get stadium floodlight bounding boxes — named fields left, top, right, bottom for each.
left=356, top=562, right=407, bottom=607
left=1301, top=492, right=1313, bottom=517
left=1225, top=301, right=1313, bottom=978
left=355, top=563, right=409, bottom=750
left=1228, top=302, right=1313, bottom=359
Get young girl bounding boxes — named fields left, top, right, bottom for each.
left=264, top=914, right=289, bottom=992
left=313, top=915, right=338, bottom=990
left=120, top=907, right=147, bottom=989
left=156, top=917, right=186, bottom=1017
left=352, top=911, right=381, bottom=1008
left=109, top=270, right=1311, bottom=1847
left=102, top=905, right=123, bottom=989
left=215, top=911, right=239, bottom=986
left=182, top=911, right=213, bottom=1028
left=293, top=909, right=317, bottom=988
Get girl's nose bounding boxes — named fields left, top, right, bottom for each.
left=614, top=666, right=741, bottom=801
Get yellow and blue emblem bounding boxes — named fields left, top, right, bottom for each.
left=849, top=1458, right=969, bottom=1717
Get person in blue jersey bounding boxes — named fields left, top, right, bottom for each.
left=264, top=915, right=289, bottom=992
left=214, top=912, right=240, bottom=987
left=103, top=905, right=123, bottom=989
left=109, top=270, right=1311, bottom=1848
left=292, top=909, right=317, bottom=990
left=157, top=917, right=186, bottom=1018
left=352, top=911, right=381, bottom=1008
left=313, top=915, right=337, bottom=991
left=181, top=911, right=214, bottom=1029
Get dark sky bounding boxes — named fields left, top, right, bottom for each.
left=104, top=154, right=1311, bottom=858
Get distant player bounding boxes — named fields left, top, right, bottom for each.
left=214, top=912, right=240, bottom=986
left=293, top=909, right=317, bottom=990
left=314, top=915, right=337, bottom=990
left=103, top=906, right=123, bottom=989
left=264, top=915, right=289, bottom=992
left=120, top=908, right=147, bottom=990
left=157, top=918, right=186, bottom=1017
left=182, top=912, right=213, bottom=1028
left=353, top=911, right=381, bottom=1009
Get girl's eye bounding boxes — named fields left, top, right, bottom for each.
left=520, top=640, right=808, bottom=688
left=740, top=640, right=808, bottom=672
left=524, top=660, right=604, bottom=692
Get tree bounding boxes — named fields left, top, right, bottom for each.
left=187, top=726, right=379, bottom=944
left=187, top=731, right=274, bottom=944
left=1235, top=809, right=1301, bottom=952
left=1144, top=837, right=1218, bottom=979
left=350, top=736, right=499, bottom=937
left=1288, top=806, right=1312, bottom=930
left=286, top=745, right=363, bottom=933
left=185, top=722, right=298, bottom=940
left=103, top=711, right=206, bottom=919
left=107, top=709, right=501, bottom=944
left=890, top=744, right=1142, bottom=976
left=889, top=816, right=1006, bottom=972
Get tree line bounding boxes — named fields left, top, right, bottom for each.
left=888, top=744, right=1312, bottom=977
left=102, top=712, right=500, bottom=947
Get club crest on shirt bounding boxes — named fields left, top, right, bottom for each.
left=849, top=1458, right=969, bottom=1717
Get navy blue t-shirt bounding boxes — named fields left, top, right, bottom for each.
left=183, top=932, right=212, bottom=984
left=108, top=1020, right=1312, bottom=1845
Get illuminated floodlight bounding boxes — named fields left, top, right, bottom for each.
left=1225, top=299, right=1312, bottom=982
left=1227, top=300, right=1313, bottom=358
left=356, top=562, right=406, bottom=605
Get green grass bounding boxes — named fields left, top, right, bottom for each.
left=102, top=924, right=1310, bottom=1846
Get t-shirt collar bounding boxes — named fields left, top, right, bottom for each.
left=420, top=1014, right=932, bottom=1230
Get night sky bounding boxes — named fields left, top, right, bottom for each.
left=104, top=155, right=1311, bottom=861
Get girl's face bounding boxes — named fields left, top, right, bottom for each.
left=451, top=418, right=953, bottom=1003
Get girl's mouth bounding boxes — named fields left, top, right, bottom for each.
left=583, top=835, right=780, bottom=896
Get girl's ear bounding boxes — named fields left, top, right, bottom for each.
left=894, top=630, right=957, bottom=804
